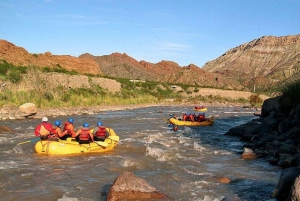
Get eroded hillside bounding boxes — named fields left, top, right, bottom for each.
left=202, top=34, right=300, bottom=90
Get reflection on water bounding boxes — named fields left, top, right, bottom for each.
left=0, top=106, right=281, bottom=201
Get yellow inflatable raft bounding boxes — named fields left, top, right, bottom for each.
left=169, top=116, right=214, bottom=126
left=35, top=127, right=119, bottom=155
left=193, top=107, right=208, bottom=112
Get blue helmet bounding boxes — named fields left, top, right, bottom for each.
left=54, top=120, right=61, bottom=126
left=68, top=118, right=74, bottom=124
left=83, top=122, right=89, bottom=128
left=97, top=121, right=103, bottom=126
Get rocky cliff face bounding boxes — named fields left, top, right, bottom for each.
left=0, top=40, right=102, bottom=75
left=80, top=53, right=243, bottom=89
left=202, top=34, right=300, bottom=90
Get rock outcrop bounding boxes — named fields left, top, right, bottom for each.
left=225, top=96, right=300, bottom=168
left=0, top=40, right=102, bottom=75
left=107, top=171, right=174, bottom=201
left=225, top=95, right=300, bottom=200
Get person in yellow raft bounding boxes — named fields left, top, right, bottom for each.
left=74, top=123, right=94, bottom=144
left=50, top=120, right=68, bottom=139
left=61, top=118, right=76, bottom=140
left=34, top=117, right=53, bottom=140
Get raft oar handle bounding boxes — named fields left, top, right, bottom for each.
left=18, top=138, right=40, bottom=145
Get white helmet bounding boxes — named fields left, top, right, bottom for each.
left=42, top=117, right=48, bottom=122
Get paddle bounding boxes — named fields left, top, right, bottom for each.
left=94, top=141, right=108, bottom=147
left=17, top=137, right=40, bottom=145
left=106, top=128, right=120, bottom=142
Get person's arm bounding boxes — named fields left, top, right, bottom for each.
left=69, top=125, right=77, bottom=137
left=89, top=131, right=94, bottom=141
left=74, top=129, right=80, bottom=138
left=57, top=128, right=64, bottom=138
left=92, top=127, right=97, bottom=135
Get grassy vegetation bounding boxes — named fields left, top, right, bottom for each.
left=279, top=79, right=300, bottom=113
left=0, top=61, right=268, bottom=108
left=0, top=60, right=27, bottom=83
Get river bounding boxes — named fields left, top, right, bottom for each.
left=0, top=106, right=281, bottom=201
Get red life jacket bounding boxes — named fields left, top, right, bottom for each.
left=79, top=128, right=90, bottom=141
left=63, top=122, right=72, bottom=135
left=34, top=122, right=52, bottom=137
left=94, top=126, right=107, bottom=137
left=183, top=114, right=187, bottom=121
left=50, top=127, right=59, bottom=137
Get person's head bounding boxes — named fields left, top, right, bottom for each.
left=97, top=121, right=103, bottom=126
left=83, top=122, right=89, bottom=128
left=68, top=118, right=74, bottom=124
left=42, top=117, right=48, bottom=122
left=54, top=120, right=61, bottom=127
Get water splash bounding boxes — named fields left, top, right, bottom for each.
left=12, top=145, right=25, bottom=154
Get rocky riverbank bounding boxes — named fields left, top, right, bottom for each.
left=225, top=96, right=300, bottom=200
left=0, top=101, right=255, bottom=121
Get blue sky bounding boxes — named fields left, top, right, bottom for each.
left=1, top=0, right=300, bottom=67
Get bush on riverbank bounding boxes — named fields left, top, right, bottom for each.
left=279, top=79, right=300, bottom=113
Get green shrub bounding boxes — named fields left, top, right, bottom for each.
left=0, top=61, right=13, bottom=75
left=279, top=80, right=300, bottom=113
left=43, top=92, right=54, bottom=101
left=7, top=70, right=22, bottom=83
left=249, top=94, right=263, bottom=106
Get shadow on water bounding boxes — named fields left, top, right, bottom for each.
left=100, top=183, right=112, bottom=201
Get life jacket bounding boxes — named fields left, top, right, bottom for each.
left=94, top=126, right=107, bottom=137
left=173, top=125, right=178, bottom=131
left=198, top=114, right=205, bottom=122
left=182, top=114, right=187, bottom=121
left=79, top=128, right=91, bottom=141
left=63, top=122, right=72, bottom=135
left=34, top=122, right=52, bottom=137
left=189, top=114, right=194, bottom=121
left=50, top=127, right=59, bottom=137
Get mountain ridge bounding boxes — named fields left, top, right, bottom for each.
left=202, top=34, right=300, bottom=90
left=1, top=34, right=300, bottom=91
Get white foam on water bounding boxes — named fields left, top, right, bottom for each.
left=119, top=157, right=142, bottom=168
left=57, top=195, right=78, bottom=201
left=21, top=172, right=33, bottom=177
left=12, top=145, right=25, bottom=154
left=0, top=136, right=9, bottom=143
left=145, top=145, right=176, bottom=162
left=0, top=160, right=18, bottom=169
left=193, top=142, right=207, bottom=152
left=183, top=168, right=213, bottom=176
left=180, top=181, right=222, bottom=201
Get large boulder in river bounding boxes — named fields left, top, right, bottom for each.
left=107, top=171, right=174, bottom=201
left=224, top=121, right=260, bottom=137
left=18, top=103, right=37, bottom=116
left=261, top=96, right=281, bottom=118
